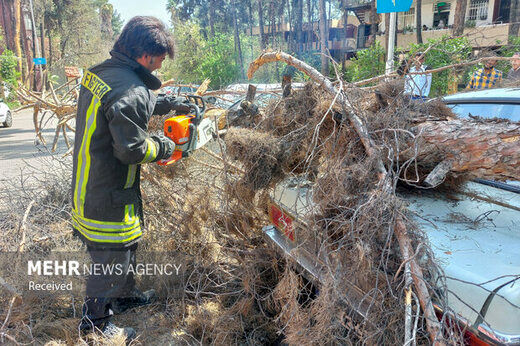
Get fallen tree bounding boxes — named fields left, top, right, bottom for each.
left=235, top=51, right=519, bottom=345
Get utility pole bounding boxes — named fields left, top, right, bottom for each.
left=385, top=12, right=396, bottom=75
left=28, top=0, right=44, bottom=92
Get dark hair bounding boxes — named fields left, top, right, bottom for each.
left=113, top=16, right=174, bottom=59
left=397, top=59, right=410, bottom=76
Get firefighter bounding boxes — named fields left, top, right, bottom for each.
left=72, top=16, right=176, bottom=341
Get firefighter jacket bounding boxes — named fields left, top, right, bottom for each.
left=71, top=50, right=162, bottom=247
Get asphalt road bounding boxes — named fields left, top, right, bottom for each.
left=0, top=108, right=73, bottom=185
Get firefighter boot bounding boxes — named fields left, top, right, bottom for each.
left=112, top=288, right=156, bottom=314
left=101, top=321, right=137, bottom=344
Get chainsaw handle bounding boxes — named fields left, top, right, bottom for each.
left=186, top=95, right=206, bottom=114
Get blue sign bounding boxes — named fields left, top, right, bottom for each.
left=377, top=0, right=413, bottom=13
left=33, top=57, right=47, bottom=65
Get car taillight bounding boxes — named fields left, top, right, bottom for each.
left=465, top=329, right=490, bottom=346
left=434, top=308, right=490, bottom=346
left=269, top=204, right=295, bottom=241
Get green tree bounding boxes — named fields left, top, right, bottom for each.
left=161, top=22, right=240, bottom=89
left=407, top=36, right=472, bottom=96
left=344, top=43, right=386, bottom=82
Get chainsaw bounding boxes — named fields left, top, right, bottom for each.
left=157, top=95, right=224, bottom=166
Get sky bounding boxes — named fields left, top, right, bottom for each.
left=110, top=0, right=171, bottom=27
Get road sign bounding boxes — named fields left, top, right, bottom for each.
left=377, top=0, right=413, bottom=13
left=33, top=57, right=47, bottom=65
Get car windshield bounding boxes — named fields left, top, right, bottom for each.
left=448, top=103, right=520, bottom=122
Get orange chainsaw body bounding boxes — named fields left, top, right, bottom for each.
left=157, top=115, right=194, bottom=166
left=164, top=115, right=194, bottom=145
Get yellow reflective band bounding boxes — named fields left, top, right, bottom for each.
left=81, top=70, right=111, bottom=99
left=72, top=209, right=138, bottom=230
left=74, top=97, right=100, bottom=215
left=73, top=218, right=142, bottom=243
left=141, top=138, right=157, bottom=163
left=124, top=204, right=135, bottom=223
left=124, top=164, right=137, bottom=188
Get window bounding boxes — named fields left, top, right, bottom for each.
left=398, top=8, right=415, bottom=30
left=467, top=0, right=489, bottom=21
left=433, top=1, right=451, bottom=27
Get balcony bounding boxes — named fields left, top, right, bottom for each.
left=375, top=23, right=511, bottom=48
left=345, top=0, right=372, bottom=9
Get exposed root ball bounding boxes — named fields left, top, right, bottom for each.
left=225, top=127, right=285, bottom=190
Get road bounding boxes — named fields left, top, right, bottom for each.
left=0, top=108, right=73, bottom=186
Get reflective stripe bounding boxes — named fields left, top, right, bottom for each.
left=74, top=97, right=100, bottom=215
left=124, top=204, right=135, bottom=223
left=73, top=218, right=142, bottom=243
left=72, top=210, right=138, bottom=231
left=141, top=138, right=157, bottom=163
left=124, top=164, right=137, bottom=188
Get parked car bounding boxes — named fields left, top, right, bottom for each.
left=263, top=88, right=520, bottom=345
left=0, top=99, right=12, bottom=128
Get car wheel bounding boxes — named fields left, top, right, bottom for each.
left=3, top=111, right=12, bottom=127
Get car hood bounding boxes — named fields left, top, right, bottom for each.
left=271, top=178, right=520, bottom=339
left=405, top=181, right=520, bottom=338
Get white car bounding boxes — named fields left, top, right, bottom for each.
left=0, top=100, right=12, bottom=128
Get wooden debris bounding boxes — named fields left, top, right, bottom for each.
left=15, top=76, right=79, bottom=151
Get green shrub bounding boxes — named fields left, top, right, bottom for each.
left=0, top=49, right=20, bottom=87
left=496, top=36, right=520, bottom=76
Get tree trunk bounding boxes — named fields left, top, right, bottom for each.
left=509, top=0, right=520, bottom=40
left=258, top=0, right=267, bottom=49
left=341, top=0, right=348, bottom=69
left=416, top=0, right=423, bottom=44
left=307, top=0, right=312, bottom=51
left=287, top=0, right=294, bottom=51
left=248, top=0, right=254, bottom=60
left=13, top=0, right=22, bottom=75
left=233, top=0, right=245, bottom=79
left=319, top=0, right=328, bottom=75
left=268, top=0, right=274, bottom=47
left=342, top=0, right=349, bottom=38
left=369, top=0, right=378, bottom=43
left=1, top=0, right=16, bottom=52
left=209, top=0, right=215, bottom=37
left=295, top=0, right=303, bottom=53
left=100, top=4, right=114, bottom=39
left=40, top=21, right=46, bottom=91
left=453, top=0, right=468, bottom=36
left=410, top=119, right=520, bottom=182
left=48, top=26, right=52, bottom=67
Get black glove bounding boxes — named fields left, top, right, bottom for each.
left=170, top=97, right=192, bottom=114
left=151, top=135, right=175, bottom=161
left=153, top=95, right=192, bottom=116
left=153, top=94, right=172, bottom=115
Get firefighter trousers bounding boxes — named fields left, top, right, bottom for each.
left=80, top=243, right=137, bottom=328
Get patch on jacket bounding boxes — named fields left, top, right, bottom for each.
left=81, top=70, right=112, bottom=99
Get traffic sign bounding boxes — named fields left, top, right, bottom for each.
left=33, top=57, right=47, bottom=65
left=377, top=0, right=413, bottom=13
